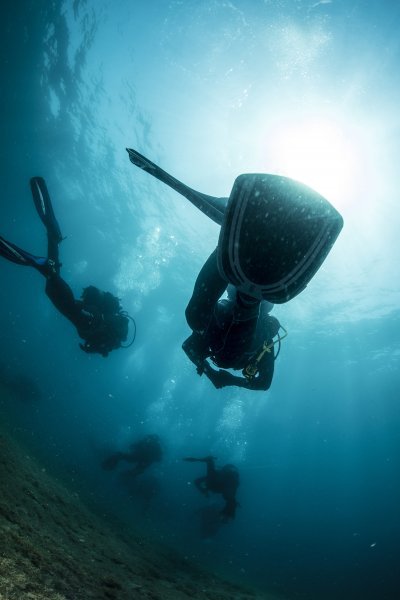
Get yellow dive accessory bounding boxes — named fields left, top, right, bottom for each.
left=242, top=326, right=288, bottom=380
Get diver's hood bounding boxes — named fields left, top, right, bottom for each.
left=217, top=173, right=343, bottom=303
left=126, top=148, right=344, bottom=304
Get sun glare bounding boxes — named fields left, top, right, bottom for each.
left=270, top=118, right=362, bottom=206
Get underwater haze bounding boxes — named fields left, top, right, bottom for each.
left=1, top=1, right=400, bottom=599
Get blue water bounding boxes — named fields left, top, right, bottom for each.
left=1, top=1, right=399, bottom=599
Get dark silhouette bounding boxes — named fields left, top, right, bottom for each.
left=184, top=456, right=240, bottom=520
left=183, top=249, right=284, bottom=390
left=102, top=434, right=163, bottom=478
left=0, top=177, right=133, bottom=357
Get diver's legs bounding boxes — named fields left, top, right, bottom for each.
left=183, top=249, right=228, bottom=367
left=30, top=177, right=63, bottom=244
left=0, top=235, right=52, bottom=276
left=0, top=234, right=83, bottom=330
left=45, top=240, right=62, bottom=279
left=32, top=178, right=80, bottom=324
left=185, top=248, right=228, bottom=333
left=0, top=179, right=63, bottom=277
left=45, top=275, right=82, bottom=325
left=30, top=176, right=64, bottom=273
left=47, top=235, right=61, bottom=271
left=33, top=177, right=70, bottom=314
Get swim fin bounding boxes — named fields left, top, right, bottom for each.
left=126, top=148, right=344, bottom=304
left=0, top=235, right=50, bottom=274
left=30, top=177, right=63, bottom=243
left=218, top=173, right=344, bottom=303
left=126, top=148, right=228, bottom=225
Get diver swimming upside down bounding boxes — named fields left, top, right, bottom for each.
left=182, top=250, right=285, bottom=390
left=126, top=148, right=342, bottom=390
left=0, top=177, right=135, bottom=357
left=184, top=456, right=240, bottom=520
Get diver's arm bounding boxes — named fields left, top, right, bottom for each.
left=250, top=351, right=275, bottom=391
left=201, top=360, right=237, bottom=388
left=201, top=361, right=253, bottom=389
left=202, top=358, right=273, bottom=391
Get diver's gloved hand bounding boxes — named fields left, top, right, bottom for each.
left=203, top=362, right=234, bottom=389
left=213, top=369, right=236, bottom=388
left=182, top=332, right=210, bottom=368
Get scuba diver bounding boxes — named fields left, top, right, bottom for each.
left=182, top=249, right=284, bottom=390
left=184, top=455, right=240, bottom=520
left=101, top=434, right=163, bottom=477
left=0, top=177, right=134, bottom=357
left=126, top=148, right=343, bottom=391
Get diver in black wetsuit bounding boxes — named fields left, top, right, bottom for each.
left=129, top=147, right=283, bottom=390
left=125, top=148, right=343, bottom=392
left=102, top=434, right=163, bottom=477
left=184, top=456, right=240, bottom=520
left=182, top=249, right=283, bottom=391
left=0, top=177, right=132, bottom=357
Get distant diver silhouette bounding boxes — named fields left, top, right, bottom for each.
left=184, top=456, right=240, bottom=520
left=102, top=434, right=163, bottom=477
left=183, top=281, right=285, bottom=390
left=0, top=176, right=136, bottom=357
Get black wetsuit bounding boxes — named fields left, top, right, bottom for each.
left=190, top=457, right=240, bottom=520
left=102, top=435, right=163, bottom=477
left=0, top=177, right=126, bottom=357
left=183, top=249, right=277, bottom=390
